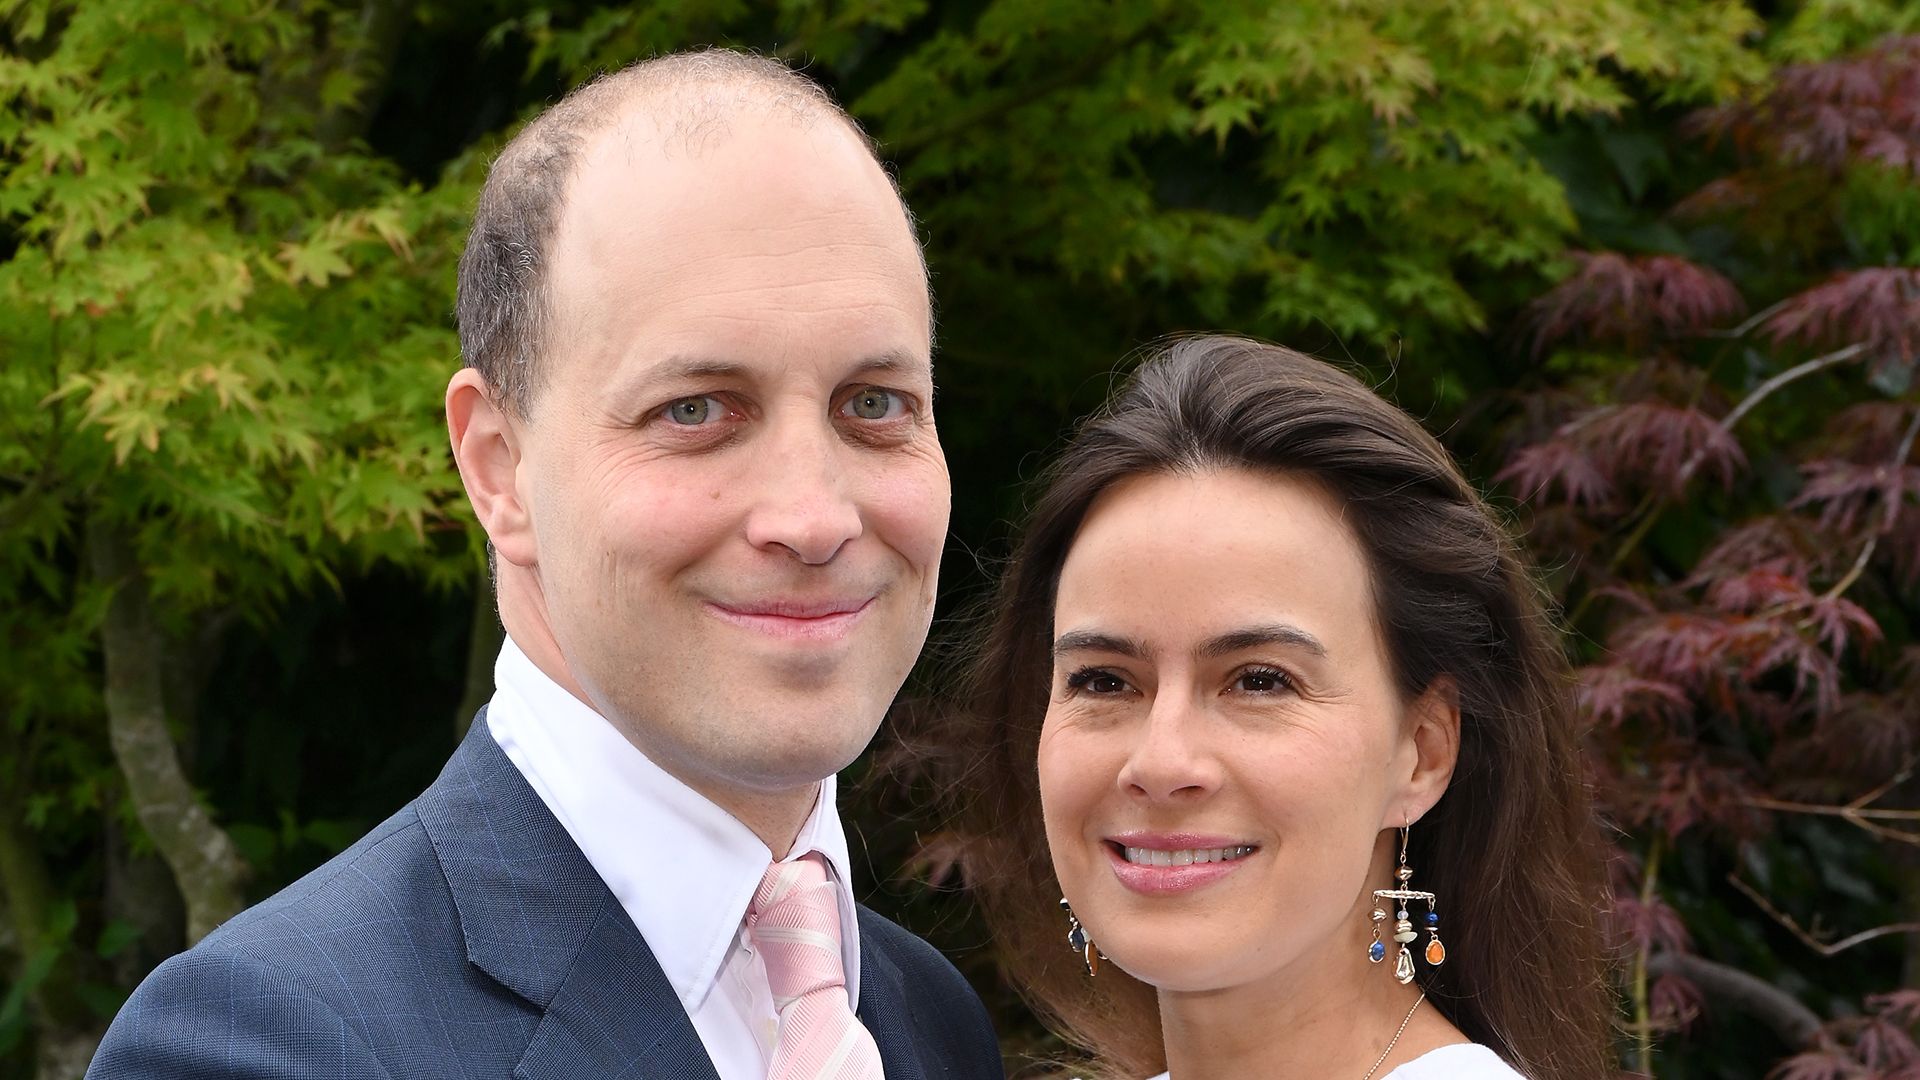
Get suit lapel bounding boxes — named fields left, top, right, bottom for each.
left=857, top=911, right=928, bottom=1080
left=513, top=900, right=721, bottom=1080
left=417, top=714, right=718, bottom=1080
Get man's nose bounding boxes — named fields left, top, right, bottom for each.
left=1114, top=692, right=1222, bottom=803
left=742, top=417, right=864, bottom=565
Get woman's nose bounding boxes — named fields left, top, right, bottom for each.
left=1114, top=694, right=1222, bottom=803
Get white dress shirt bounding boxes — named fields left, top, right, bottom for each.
left=485, top=636, right=863, bottom=1080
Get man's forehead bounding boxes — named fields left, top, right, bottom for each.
left=546, top=109, right=928, bottom=309
left=582, top=84, right=856, bottom=162
left=556, top=106, right=900, bottom=245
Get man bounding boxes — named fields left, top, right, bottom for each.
left=88, top=50, right=1003, bottom=1080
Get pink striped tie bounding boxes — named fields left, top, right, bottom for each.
left=747, top=854, right=884, bottom=1080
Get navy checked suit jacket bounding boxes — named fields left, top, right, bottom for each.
left=87, top=713, right=1004, bottom=1080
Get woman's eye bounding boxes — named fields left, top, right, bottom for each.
left=1065, top=669, right=1129, bottom=695
left=842, top=387, right=905, bottom=421
left=1232, top=668, right=1292, bottom=694
left=664, top=396, right=726, bottom=426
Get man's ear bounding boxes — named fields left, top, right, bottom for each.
left=446, top=368, right=537, bottom=568
left=1395, top=675, right=1462, bottom=826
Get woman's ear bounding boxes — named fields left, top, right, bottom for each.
left=1398, top=675, right=1461, bottom=825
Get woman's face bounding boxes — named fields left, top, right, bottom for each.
left=1039, top=467, right=1444, bottom=994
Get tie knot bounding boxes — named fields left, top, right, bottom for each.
left=747, top=853, right=846, bottom=1005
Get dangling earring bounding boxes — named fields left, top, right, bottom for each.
left=1059, top=897, right=1105, bottom=977
left=1368, top=824, right=1444, bottom=984
left=1424, top=888, right=1447, bottom=968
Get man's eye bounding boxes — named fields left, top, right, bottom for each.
left=842, top=388, right=905, bottom=421
left=664, top=396, right=725, bottom=426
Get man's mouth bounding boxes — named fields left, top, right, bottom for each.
left=704, top=597, right=876, bottom=641
left=711, top=597, right=873, bottom=619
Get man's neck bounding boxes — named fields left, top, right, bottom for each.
left=495, top=593, right=823, bottom=857
left=705, top=783, right=821, bottom=860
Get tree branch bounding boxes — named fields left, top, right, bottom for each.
left=0, top=796, right=97, bottom=1037
left=0, top=807, right=52, bottom=970
left=1645, top=951, right=1823, bottom=1049
left=1718, top=343, right=1866, bottom=437
left=1562, top=329, right=1821, bottom=594
left=316, top=0, right=411, bottom=151
left=1698, top=297, right=1791, bottom=341
left=1728, top=874, right=1920, bottom=954
left=1819, top=404, right=1920, bottom=602
left=1739, top=793, right=1920, bottom=847
left=86, top=513, right=249, bottom=944
left=1632, top=835, right=1663, bottom=1075
left=1741, top=760, right=1920, bottom=829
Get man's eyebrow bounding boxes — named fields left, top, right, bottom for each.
left=845, top=349, right=930, bottom=379
left=1196, top=624, right=1328, bottom=660
left=640, top=350, right=929, bottom=383
left=643, top=355, right=751, bottom=382
left=1051, top=630, right=1146, bottom=659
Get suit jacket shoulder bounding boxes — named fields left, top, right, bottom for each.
left=88, top=790, right=550, bottom=1080
left=89, top=714, right=1003, bottom=1080
left=856, top=906, right=1004, bottom=1080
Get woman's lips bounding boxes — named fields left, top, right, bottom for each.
left=1103, top=833, right=1259, bottom=895
left=705, top=597, right=874, bottom=642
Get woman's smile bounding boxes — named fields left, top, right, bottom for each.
left=1103, top=833, right=1261, bottom=895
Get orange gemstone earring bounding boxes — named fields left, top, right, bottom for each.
left=1369, top=825, right=1444, bottom=983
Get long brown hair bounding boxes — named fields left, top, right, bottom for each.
left=944, top=336, right=1612, bottom=1079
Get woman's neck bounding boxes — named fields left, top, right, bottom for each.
left=1155, top=923, right=1459, bottom=1080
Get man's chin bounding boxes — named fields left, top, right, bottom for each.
left=726, top=717, right=881, bottom=783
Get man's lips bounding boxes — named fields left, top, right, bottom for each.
left=1103, top=831, right=1260, bottom=894
left=704, top=597, right=875, bottom=641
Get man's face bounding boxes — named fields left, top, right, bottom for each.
left=506, top=112, right=946, bottom=806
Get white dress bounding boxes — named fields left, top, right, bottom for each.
left=1144, top=1043, right=1526, bottom=1079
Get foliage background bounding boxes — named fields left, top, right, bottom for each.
left=2, top=1, right=1917, bottom=1077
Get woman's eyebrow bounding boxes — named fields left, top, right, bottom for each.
left=1196, top=624, right=1327, bottom=659
left=1051, top=630, right=1145, bottom=659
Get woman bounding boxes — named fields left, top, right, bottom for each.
left=949, top=337, right=1612, bottom=1078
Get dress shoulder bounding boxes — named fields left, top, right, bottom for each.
left=1384, top=1043, right=1527, bottom=1079
left=1143, top=1044, right=1524, bottom=1080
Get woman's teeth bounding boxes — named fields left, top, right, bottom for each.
left=1122, top=845, right=1255, bottom=867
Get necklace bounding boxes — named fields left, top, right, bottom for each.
left=1360, top=991, right=1426, bottom=1080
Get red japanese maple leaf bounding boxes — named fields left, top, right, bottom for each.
left=1766, top=268, right=1920, bottom=370
left=1527, top=251, right=1746, bottom=356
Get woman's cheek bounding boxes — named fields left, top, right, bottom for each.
left=1037, top=727, right=1095, bottom=860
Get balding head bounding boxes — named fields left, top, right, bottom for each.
left=456, top=50, right=924, bottom=414
left=442, top=50, right=947, bottom=848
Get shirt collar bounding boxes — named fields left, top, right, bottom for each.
left=484, top=635, right=861, bottom=1010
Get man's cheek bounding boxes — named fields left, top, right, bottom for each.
left=617, top=489, right=733, bottom=553
left=882, top=472, right=951, bottom=570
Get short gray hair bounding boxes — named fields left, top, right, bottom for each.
left=455, top=50, right=917, bottom=414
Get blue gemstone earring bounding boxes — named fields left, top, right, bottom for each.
left=1369, top=825, right=1442, bottom=984
left=1059, top=897, right=1105, bottom=977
